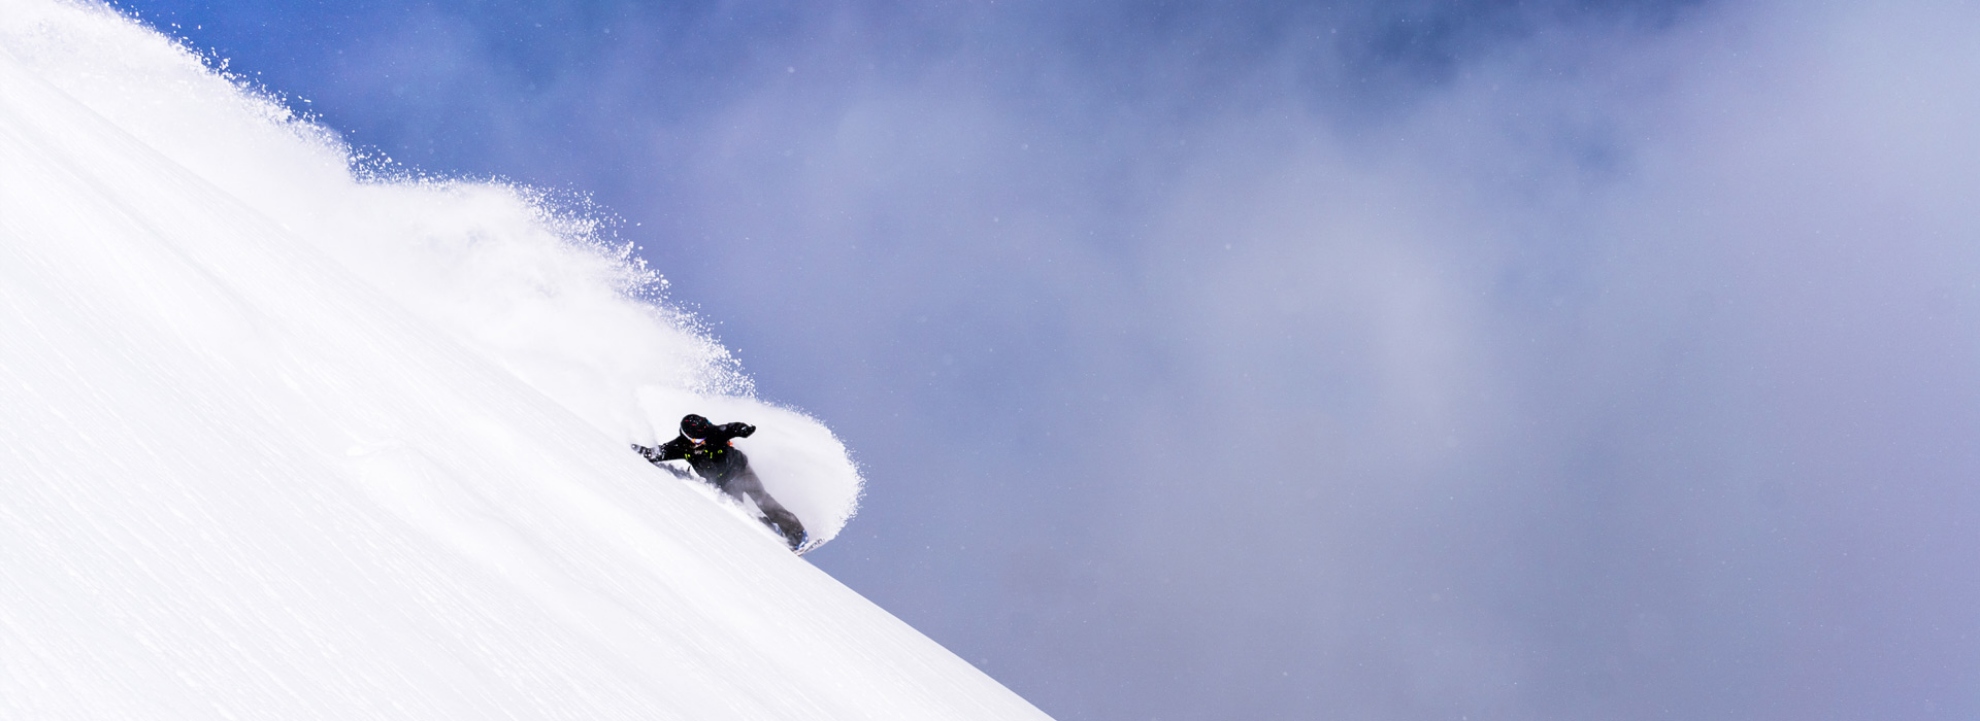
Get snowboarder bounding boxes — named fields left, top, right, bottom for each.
left=634, top=414, right=808, bottom=551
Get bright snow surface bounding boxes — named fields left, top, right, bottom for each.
left=0, top=2, right=1049, bottom=718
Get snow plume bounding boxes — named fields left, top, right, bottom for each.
left=0, top=1, right=983, bottom=718
left=0, top=0, right=861, bottom=543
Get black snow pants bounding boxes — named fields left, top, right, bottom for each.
left=716, top=466, right=807, bottom=551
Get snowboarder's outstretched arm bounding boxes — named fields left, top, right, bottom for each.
left=632, top=436, right=697, bottom=463
left=634, top=422, right=752, bottom=462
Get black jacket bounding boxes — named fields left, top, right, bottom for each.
left=643, top=422, right=755, bottom=488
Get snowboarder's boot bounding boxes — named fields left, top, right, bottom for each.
left=763, top=509, right=807, bottom=551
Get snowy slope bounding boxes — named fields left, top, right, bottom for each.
left=0, top=1, right=1047, bottom=718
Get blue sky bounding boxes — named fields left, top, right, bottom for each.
left=113, top=1, right=1980, bottom=719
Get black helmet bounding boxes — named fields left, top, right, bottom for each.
left=680, top=414, right=713, bottom=439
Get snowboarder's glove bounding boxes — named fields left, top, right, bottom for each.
left=733, top=423, right=756, bottom=438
